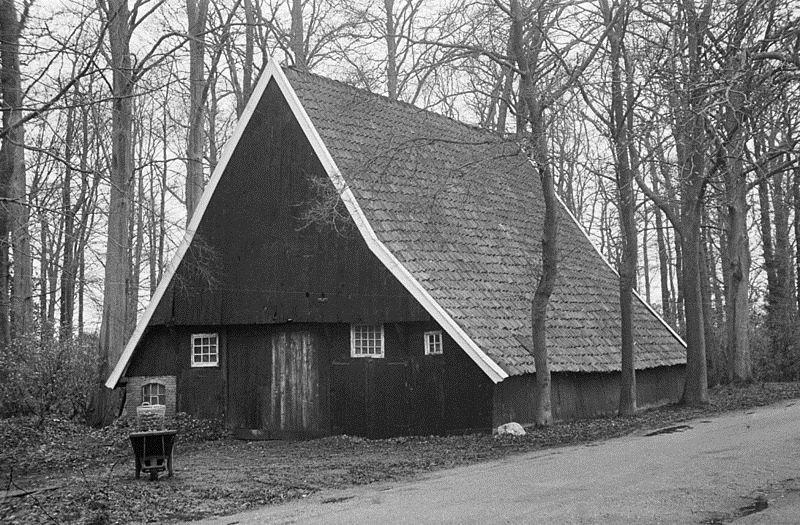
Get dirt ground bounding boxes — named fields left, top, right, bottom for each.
left=2, top=382, right=800, bottom=524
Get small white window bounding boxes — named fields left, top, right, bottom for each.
left=191, top=333, right=219, bottom=367
left=142, top=383, right=166, bottom=405
left=424, top=331, right=443, bottom=355
left=351, top=324, right=384, bottom=358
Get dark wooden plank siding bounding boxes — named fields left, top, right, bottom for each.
left=175, top=326, right=226, bottom=419
left=147, top=78, right=430, bottom=328
left=126, top=327, right=178, bottom=377
left=492, top=365, right=686, bottom=426
left=226, top=326, right=270, bottom=430
left=329, top=321, right=492, bottom=437
left=635, top=365, right=686, bottom=407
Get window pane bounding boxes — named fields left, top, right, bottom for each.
left=351, top=325, right=382, bottom=357
left=192, top=333, right=219, bottom=366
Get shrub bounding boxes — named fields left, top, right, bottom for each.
left=752, top=314, right=800, bottom=382
left=0, top=332, right=98, bottom=423
left=173, top=412, right=229, bottom=442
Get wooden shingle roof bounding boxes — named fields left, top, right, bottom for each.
left=285, top=67, right=686, bottom=376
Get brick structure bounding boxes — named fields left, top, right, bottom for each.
left=123, top=375, right=177, bottom=421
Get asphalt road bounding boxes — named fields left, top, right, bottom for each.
left=195, top=402, right=800, bottom=525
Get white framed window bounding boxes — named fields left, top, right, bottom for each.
left=424, top=331, right=443, bottom=355
left=351, top=324, right=384, bottom=358
left=191, top=333, right=219, bottom=367
left=142, top=382, right=166, bottom=405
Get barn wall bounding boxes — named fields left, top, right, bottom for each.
left=128, top=320, right=492, bottom=438
left=126, top=327, right=178, bottom=377
left=328, top=322, right=493, bottom=437
left=224, top=321, right=492, bottom=439
left=492, top=365, right=686, bottom=427
left=126, top=326, right=226, bottom=420
left=148, top=77, right=430, bottom=328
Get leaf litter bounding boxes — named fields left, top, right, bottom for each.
left=2, top=382, right=800, bottom=524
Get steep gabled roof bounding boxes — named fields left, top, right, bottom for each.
left=107, top=61, right=685, bottom=389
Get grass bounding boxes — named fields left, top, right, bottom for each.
left=2, top=382, right=800, bottom=524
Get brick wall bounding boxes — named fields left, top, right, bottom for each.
left=123, top=375, right=177, bottom=421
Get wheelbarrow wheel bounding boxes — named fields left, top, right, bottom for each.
left=149, top=469, right=159, bottom=481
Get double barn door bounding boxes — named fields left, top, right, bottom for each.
left=227, top=328, right=322, bottom=438
left=330, top=357, right=446, bottom=438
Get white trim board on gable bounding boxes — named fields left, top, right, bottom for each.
left=106, top=60, right=507, bottom=389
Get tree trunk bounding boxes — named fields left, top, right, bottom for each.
left=772, top=172, right=794, bottom=314
left=642, top=207, right=650, bottom=303
left=510, top=0, right=555, bottom=427
left=60, top=97, right=77, bottom=338
left=724, top=182, right=750, bottom=382
left=678, top=89, right=709, bottom=404
left=242, top=0, right=255, bottom=106
left=793, top=168, right=800, bottom=315
left=128, top=165, right=144, bottom=335
left=207, top=75, right=219, bottom=172
left=186, top=0, right=209, bottom=223
left=655, top=202, right=672, bottom=323
left=47, top=224, right=59, bottom=326
left=290, top=0, right=306, bottom=70
left=530, top=105, right=556, bottom=427
left=78, top=245, right=85, bottom=336
left=721, top=89, right=752, bottom=382
left=497, top=45, right=514, bottom=133
left=148, top=165, right=158, bottom=297
left=39, top=216, right=47, bottom=329
left=89, top=0, right=134, bottom=426
left=758, top=178, right=777, bottom=304
left=699, top=234, right=718, bottom=385
left=384, top=0, right=398, bottom=100
left=0, top=0, right=32, bottom=340
left=601, top=0, right=636, bottom=415
left=677, top=0, right=709, bottom=405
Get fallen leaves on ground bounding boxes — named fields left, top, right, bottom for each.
left=2, top=382, right=799, bottom=524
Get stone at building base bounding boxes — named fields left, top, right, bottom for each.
left=496, top=422, right=526, bottom=436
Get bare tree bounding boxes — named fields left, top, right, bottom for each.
left=597, top=0, right=637, bottom=415
left=90, top=0, right=136, bottom=425
left=185, top=0, right=210, bottom=222
left=0, top=0, right=33, bottom=341
left=504, top=0, right=610, bottom=424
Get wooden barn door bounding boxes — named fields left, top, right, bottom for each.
left=268, top=331, right=321, bottom=437
left=227, top=327, right=269, bottom=433
left=330, top=360, right=366, bottom=436
left=413, top=358, right=446, bottom=435
left=373, top=360, right=412, bottom=437
left=330, top=358, right=412, bottom=438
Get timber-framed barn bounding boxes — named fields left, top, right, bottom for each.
left=106, top=61, right=686, bottom=439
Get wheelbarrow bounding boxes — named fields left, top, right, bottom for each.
left=129, top=430, right=177, bottom=480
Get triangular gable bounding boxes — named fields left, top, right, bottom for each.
left=106, top=60, right=508, bottom=388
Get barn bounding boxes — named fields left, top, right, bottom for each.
left=106, top=61, right=686, bottom=439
